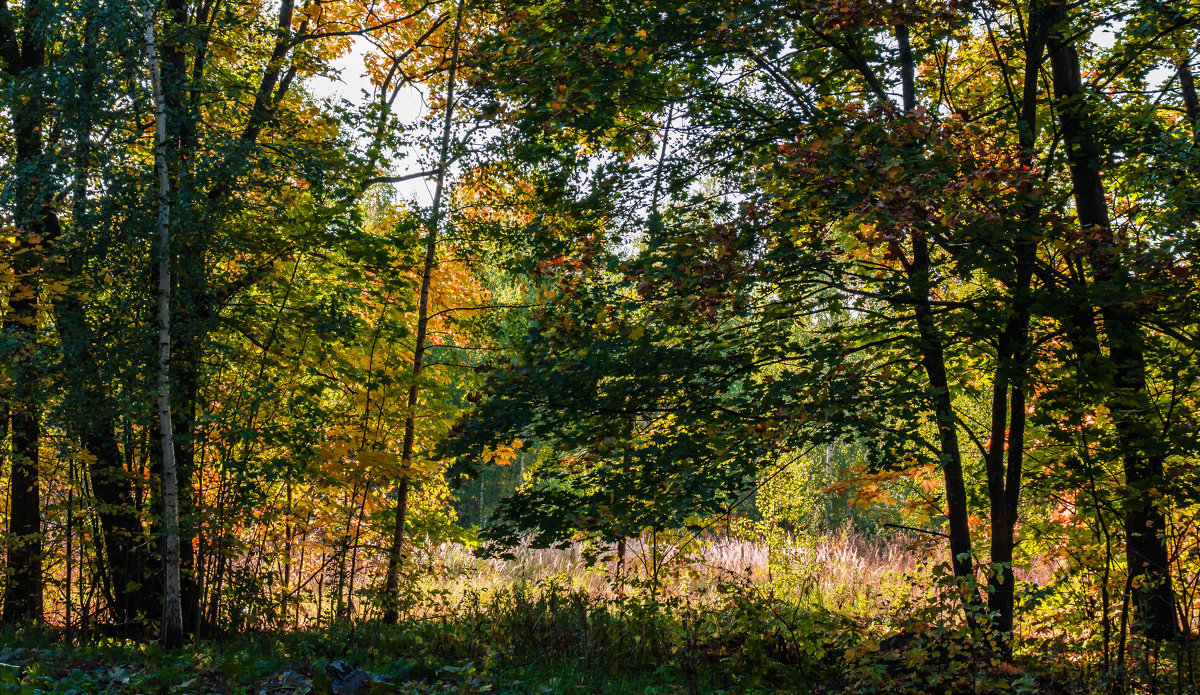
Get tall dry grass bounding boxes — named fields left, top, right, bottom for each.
left=404, top=525, right=928, bottom=619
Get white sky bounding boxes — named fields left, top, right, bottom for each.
left=308, top=38, right=439, bottom=206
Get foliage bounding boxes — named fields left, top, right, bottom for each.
left=3, top=0, right=1200, bottom=690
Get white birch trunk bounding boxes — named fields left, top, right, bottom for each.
left=145, top=16, right=184, bottom=647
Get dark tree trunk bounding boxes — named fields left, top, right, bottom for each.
left=3, top=227, right=43, bottom=626
left=0, top=0, right=56, bottom=622
left=1179, top=58, right=1199, bottom=144
left=57, top=280, right=157, bottom=626
left=910, top=234, right=974, bottom=582
left=3, top=391, right=42, bottom=624
left=982, top=0, right=1047, bottom=641
left=382, top=1, right=465, bottom=623
left=172, top=365, right=202, bottom=635
left=79, top=414, right=155, bottom=624
left=1047, top=6, right=1178, bottom=640
left=893, top=21, right=973, bottom=586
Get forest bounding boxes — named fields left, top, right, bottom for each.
left=1, top=0, right=1199, bottom=692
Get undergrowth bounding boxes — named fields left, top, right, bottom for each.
left=0, top=532, right=1197, bottom=693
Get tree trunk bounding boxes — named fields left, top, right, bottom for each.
left=1179, top=57, right=1199, bottom=144
left=80, top=416, right=154, bottom=624
left=910, top=235, right=974, bottom=582
left=2, top=391, right=42, bottom=624
left=145, top=17, right=185, bottom=648
left=159, top=0, right=205, bottom=636
left=382, top=1, right=465, bottom=623
left=1047, top=6, right=1178, bottom=640
left=0, top=0, right=55, bottom=624
left=172, top=367, right=201, bottom=635
left=893, top=21, right=973, bottom=586
left=982, top=0, right=1047, bottom=640
left=1, top=246, right=43, bottom=624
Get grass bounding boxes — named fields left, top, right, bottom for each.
left=0, top=528, right=1193, bottom=694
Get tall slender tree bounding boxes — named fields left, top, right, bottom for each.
left=0, top=0, right=57, bottom=625
left=1046, top=1, right=1179, bottom=639
left=144, top=12, right=184, bottom=648
left=381, top=0, right=466, bottom=624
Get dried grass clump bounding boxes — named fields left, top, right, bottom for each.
left=407, top=524, right=926, bottom=619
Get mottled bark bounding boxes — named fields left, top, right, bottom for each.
left=145, top=17, right=184, bottom=648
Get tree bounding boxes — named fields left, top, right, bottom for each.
left=134, top=0, right=449, bottom=634
left=143, top=12, right=184, bottom=648
left=381, top=0, right=467, bottom=624
left=1044, top=0, right=1181, bottom=639
left=0, top=0, right=58, bottom=625
left=447, top=0, right=1200, bottom=646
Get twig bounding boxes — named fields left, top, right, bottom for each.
left=882, top=522, right=949, bottom=539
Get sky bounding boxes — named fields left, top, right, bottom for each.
left=308, top=38, right=440, bottom=207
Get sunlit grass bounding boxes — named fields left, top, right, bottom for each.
left=1, top=527, right=1193, bottom=693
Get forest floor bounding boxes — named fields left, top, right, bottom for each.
left=0, top=531, right=1190, bottom=694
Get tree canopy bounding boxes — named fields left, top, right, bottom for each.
left=2, top=0, right=1200, bottom=690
